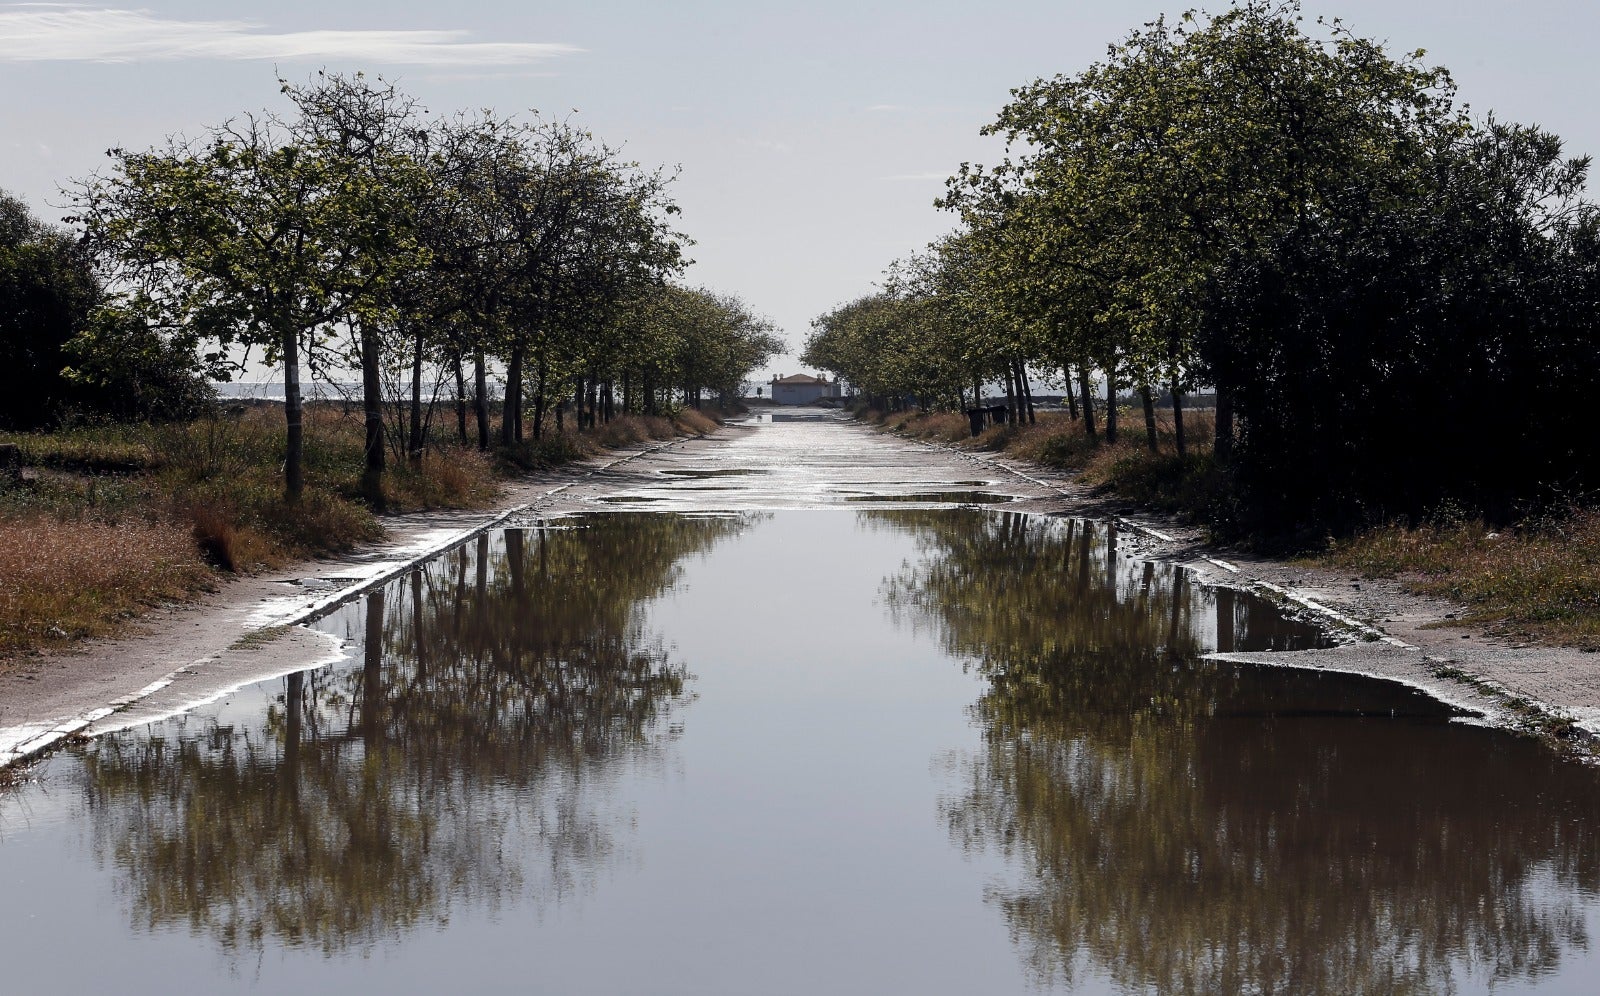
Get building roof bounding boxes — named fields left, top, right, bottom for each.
left=772, top=373, right=830, bottom=385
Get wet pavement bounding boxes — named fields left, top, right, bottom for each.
left=3, top=410, right=1600, bottom=994
left=517, top=409, right=1071, bottom=516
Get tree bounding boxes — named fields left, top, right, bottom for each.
left=74, top=90, right=415, bottom=500
left=0, top=190, right=101, bottom=428
left=1, top=188, right=210, bottom=428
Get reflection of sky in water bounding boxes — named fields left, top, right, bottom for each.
left=0, top=510, right=1595, bottom=994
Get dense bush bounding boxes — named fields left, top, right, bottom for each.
left=0, top=189, right=212, bottom=429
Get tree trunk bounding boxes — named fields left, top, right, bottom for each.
left=574, top=376, right=586, bottom=431
left=622, top=372, right=632, bottom=414
left=1065, top=365, right=1078, bottom=421
left=1215, top=389, right=1234, bottom=460
left=1171, top=380, right=1187, bottom=458
left=587, top=376, right=599, bottom=428
left=1104, top=363, right=1118, bottom=444
left=473, top=350, right=489, bottom=452
left=359, top=321, right=384, bottom=506
left=501, top=348, right=522, bottom=447
left=1003, top=364, right=1017, bottom=424
left=1140, top=384, right=1158, bottom=452
left=1017, top=360, right=1036, bottom=424
left=532, top=356, right=547, bottom=441
left=408, top=325, right=424, bottom=466
left=453, top=351, right=469, bottom=445
left=282, top=325, right=304, bottom=502
left=1077, top=365, right=1097, bottom=441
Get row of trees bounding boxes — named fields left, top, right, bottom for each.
left=61, top=73, right=780, bottom=502
left=806, top=2, right=1600, bottom=532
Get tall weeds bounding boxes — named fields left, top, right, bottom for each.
left=0, top=518, right=210, bottom=655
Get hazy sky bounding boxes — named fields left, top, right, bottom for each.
left=3, top=1, right=1597, bottom=372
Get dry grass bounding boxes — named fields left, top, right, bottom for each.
left=501, top=410, right=721, bottom=471
left=0, top=401, right=728, bottom=661
left=0, top=516, right=212, bottom=656
left=1322, top=510, right=1600, bottom=647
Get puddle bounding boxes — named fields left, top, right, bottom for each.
left=595, top=495, right=662, bottom=503
left=657, top=468, right=766, bottom=478
left=844, top=491, right=1014, bottom=503
left=2, top=510, right=1596, bottom=994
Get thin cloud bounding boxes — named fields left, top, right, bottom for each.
left=865, top=104, right=903, bottom=112
left=882, top=171, right=950, bottom=182
left=0, top=5, right=582, bottom=65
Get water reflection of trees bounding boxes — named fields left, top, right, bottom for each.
left=77, top=512, right=747, bottom=954
left=875, top=509, right=1600, bottom=994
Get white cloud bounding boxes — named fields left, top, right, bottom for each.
left=0, top=5, right=581, bottom=65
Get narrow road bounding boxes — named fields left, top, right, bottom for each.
left=5, top=408, right=1598, bottom=769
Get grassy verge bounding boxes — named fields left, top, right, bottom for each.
left=0, top=403, right=721, bottom=660
left=1320, top=511, right=1600, bottom=649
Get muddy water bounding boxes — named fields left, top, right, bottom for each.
left=3, top=507, right=1600, bottom=992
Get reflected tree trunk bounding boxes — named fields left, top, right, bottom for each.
left=1216, top=586, right=1236, bottom=654
left=362, top=589, right=385, bottom=744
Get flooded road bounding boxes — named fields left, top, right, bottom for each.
left=3, top=413, right=1599, bottom=994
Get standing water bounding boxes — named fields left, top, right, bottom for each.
left=2, top=419, right=1598, bottom=994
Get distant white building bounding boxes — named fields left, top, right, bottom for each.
left=770, top=373, right=841, bottom=405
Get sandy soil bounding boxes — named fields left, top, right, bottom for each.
left=5, top=411, right=1598, bottom=769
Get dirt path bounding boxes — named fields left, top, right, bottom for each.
left=6, top=410, right=1598, bottom=769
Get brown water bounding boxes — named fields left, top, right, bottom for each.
left=2, top=509, right=1598, bottom=994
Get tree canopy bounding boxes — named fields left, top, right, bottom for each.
left=808, top=1, right=1600, bottom=534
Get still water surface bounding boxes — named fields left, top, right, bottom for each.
left=2, top=510, right=1599, bottom=994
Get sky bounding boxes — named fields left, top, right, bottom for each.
left=3, top=1, right=1599, bottom=377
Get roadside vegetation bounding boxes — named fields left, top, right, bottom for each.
left=810, top=1, right=1600, bottom=645
left=869, top=403, right=1600, bottom=647
left=1323, top=512, right=1600, bottom=649
left=1, top=75, right=781, bottom=661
